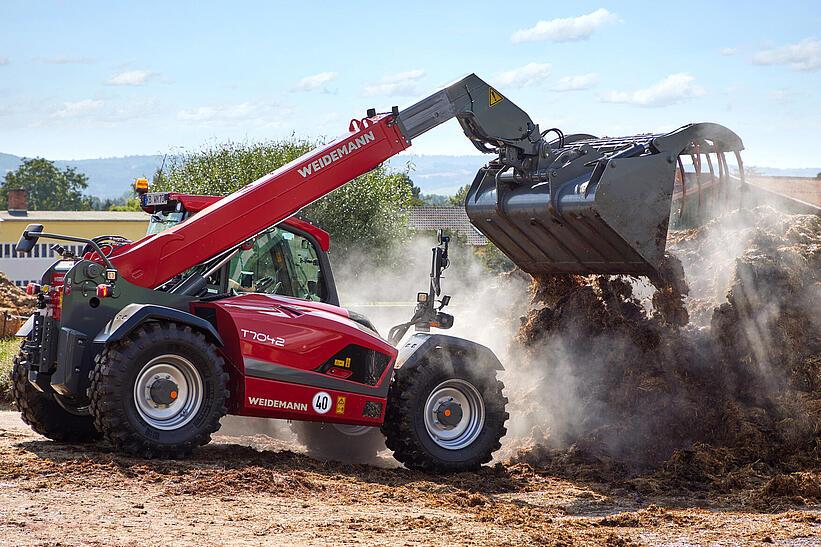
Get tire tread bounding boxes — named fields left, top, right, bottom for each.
left=382, top=354, right=508, bottom=472
left=89, top=322, right=228, bottom=459
left=11, top=343, right=101, bottom=443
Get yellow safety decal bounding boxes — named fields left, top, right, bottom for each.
left=334, top=357, right=352, bottom=369
left=336, top=396, right=346, bottom=414
left=489, top=87, right=504, bottom=107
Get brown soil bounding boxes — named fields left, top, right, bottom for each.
left=748, top=176, right=821, bottom=207
left=508, top=207, right=821, bottom=507
left=0, top=412, right=818, bottom=546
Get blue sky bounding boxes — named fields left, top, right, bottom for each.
left=1, top=1, right=819, bottom=167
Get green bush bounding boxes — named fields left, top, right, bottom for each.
left=154, top=137, right=313, bottom=196
left=474, top=242, right=515, bottom=273
left=0, top=338, right=19, bottom=407
left=154, top=138, right=412, bottom=263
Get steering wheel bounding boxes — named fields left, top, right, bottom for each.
left=255, top=275, right=274, bottom=291
left=256, top=276, right=282, bottom=295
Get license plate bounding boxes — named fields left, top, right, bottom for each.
left=143, top=193, right=169, bottom=206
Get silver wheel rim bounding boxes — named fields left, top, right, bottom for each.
left=423, top=378, right=485, bottom=450
left=133, top=355, right=203, bottom=431
left=332, top=424, right=373, bottom=437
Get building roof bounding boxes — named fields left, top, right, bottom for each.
left=407, top=206, right=488, bottom=246
left=0, top=210, right=148, bottom=222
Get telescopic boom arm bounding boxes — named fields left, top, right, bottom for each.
left=106, top=72, right=743, bottom=285
left=110, top=74, right=524, bottom=288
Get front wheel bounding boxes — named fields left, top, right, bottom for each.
left=89, top=322, right=228, bottom=458
left=382, top=353, right=508, bottom=472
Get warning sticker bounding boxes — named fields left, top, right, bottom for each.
left=335, top=396, right=346, bottom=415
left=489, top=87, right=504, bottom=107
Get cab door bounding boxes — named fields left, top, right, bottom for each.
left=224, top=225, right=338, bottom=305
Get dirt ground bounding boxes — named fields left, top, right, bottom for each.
left=747, top=177, right=821, bottom=207
left=0, top=412, right=818, bottom=546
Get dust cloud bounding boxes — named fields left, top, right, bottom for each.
left=504, top=206, right=820, bottom=500
left=335, top=237, right=530, bottom=354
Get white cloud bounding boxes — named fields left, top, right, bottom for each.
left=292, top=71, right=337, bottom=92
left=176, top=101, right=288, bottom=127
left=40, top=55, right=93, bottom=65
left=105, top=69, right=159, bottom=86
left=0, top=57, right=9, bottom=66
left=511, top=8, right=619, bottom=43
left=51, top=99, right=105, bottom=119
left=495, top=63, right=552, bottom=88
left=551, top=72, right=599, bottom=92
left=753, top=38, right=821, bottom=71
left=719, top=47, right=737, bottom=56
left=363, top=69, right=425, bottom=97
left=39, top=98, right=162, bottom=127
left=177, top=103, right=256, bottom=121
left=600, top=73, right=706, bottom=107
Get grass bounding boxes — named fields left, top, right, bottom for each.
left=0, top=337, right=19, bottom=406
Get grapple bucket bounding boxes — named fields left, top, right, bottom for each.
left=465, top=123, right=744, bottom=276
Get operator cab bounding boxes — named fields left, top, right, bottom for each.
left=139, top=189, right=339, bottom=305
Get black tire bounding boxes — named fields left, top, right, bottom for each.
left=291, top=421, right=386, bottom=463
left=89, top=322, right=229, bottom=458
left=11, top=344, right=101, bottom=443
left=382, top=352, right=508, bottom=472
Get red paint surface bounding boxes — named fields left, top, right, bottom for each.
left=193, top=293, right=396, bottom=423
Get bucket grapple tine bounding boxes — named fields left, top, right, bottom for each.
left=464, top=123, right=745, bottom=276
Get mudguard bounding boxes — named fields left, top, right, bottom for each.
left=93, top=303, right=224, bottom=347
left=394, top=333, right=504, bottom=372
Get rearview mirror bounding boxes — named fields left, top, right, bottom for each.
left=15, top=224, right=44, bottom=254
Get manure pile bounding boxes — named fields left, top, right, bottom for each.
left=507, top=207, right=820, bottom=501
left=0, top=272, right=35, bottom=337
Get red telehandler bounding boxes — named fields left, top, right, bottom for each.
left=12, top=74, right=744, bottom=471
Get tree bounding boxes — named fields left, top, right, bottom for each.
left=303, top=165, right=412, bottom=257
left=108, top=198, right=142, bottom=212
left=154, top=138, right=412, bottom=260
left=816, top=172, right=820, bottom=180
left=0, top=158, right=90, bottom=210
left=398, top=173, right=424, bottom=206
left=85, top=191, right=142, bottom=211
left=474, top=242, right=515, bottom=273
left=449, top=184, right=470, bottom=206
left=153, top=137, right=313, bottom=196
left=420, top=194, right=449, bottom=206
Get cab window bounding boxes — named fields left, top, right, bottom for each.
left=147, top=211, right=185, bottom=235
left=227, top=226, right=325, bottom=301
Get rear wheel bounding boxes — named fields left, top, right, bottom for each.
left=383, top=353, right=508, bottom=472
left=291, top=421, right=386, bottom=463
left=11, top=344, right=101, bottom=443
left=89, top=323, right=228, bottom=458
